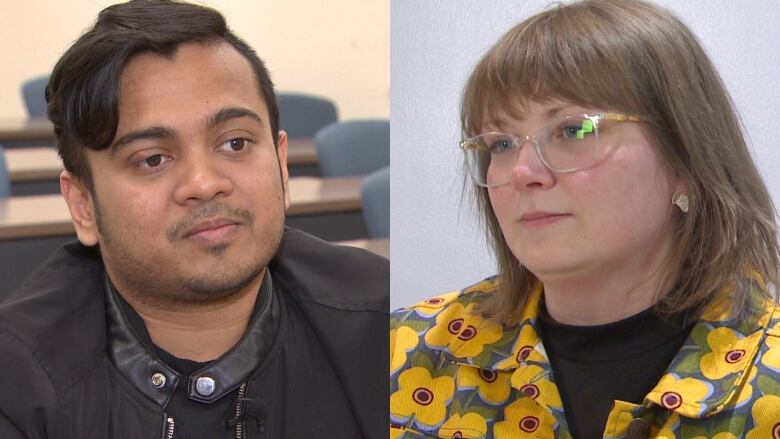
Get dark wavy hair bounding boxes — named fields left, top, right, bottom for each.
left=46, top=0, right=279, bottom=191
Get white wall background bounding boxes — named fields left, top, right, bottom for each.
left=390, top=0, right=780, bottom=309
left=0, top=0, right=389, bottom=121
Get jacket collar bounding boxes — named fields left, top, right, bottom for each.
left=444, top=274, right=776, bottom=419
left=643, top=274, right=776, bottom=418
left=105, top=272, right=280, bottom=407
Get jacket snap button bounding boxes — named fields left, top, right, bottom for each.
left=196, top=376, right=216, bottom=396
left=150, top=372, right=166, bottom=389
left=626, top=418, right=651, bottom=439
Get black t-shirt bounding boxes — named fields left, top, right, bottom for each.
left=118, top=274, right=363, bottom=438
left=538, top=303, right=696, bottom=439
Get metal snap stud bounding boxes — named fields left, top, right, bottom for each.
left=196, top=376, right=216, bottom=396
left=151, top=372, right=166, bottom=389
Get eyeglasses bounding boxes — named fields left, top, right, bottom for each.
left=459, top=112, right=641, bottom=187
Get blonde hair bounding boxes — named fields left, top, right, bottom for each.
left=461, top=0, right=779, bottom=324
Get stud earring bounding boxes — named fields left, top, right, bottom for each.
left=672, top=192, right=689, bottom=214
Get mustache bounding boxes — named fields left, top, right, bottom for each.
left=167, top=203, right=254, bottom=241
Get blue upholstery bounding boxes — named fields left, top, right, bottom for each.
left=314, top=120, right=390, bottom=177
left=0, top=146, right=10, bottom=198
left=361, top=166, right=389, bottom=238
left=22, top=75, right=49, bottom=119
left=277, top=93, right=338, bottom=138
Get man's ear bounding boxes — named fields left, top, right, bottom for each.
left=276, top=130, right=290, bottom=210
left=60, top=171, right=99, bottom=246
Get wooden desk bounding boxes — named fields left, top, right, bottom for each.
left=6, top=147, right=62, bottom=181
left=287, top=138, right=317, bottom=166
left=338, top=238, right=389, bottom=258
left=0, top=119, right=54, bottom=142
left=5, top=140, right=318, bottom=184
left=0, top=176, right=362, bottom=240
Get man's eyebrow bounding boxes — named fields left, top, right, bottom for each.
left=208, top=107, right=264, bottom=129
left=111, top=126, right=175, bottom=153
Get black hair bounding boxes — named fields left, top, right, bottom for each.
left=46, top=0, right=279, bottom=190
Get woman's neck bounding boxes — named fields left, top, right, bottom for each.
left=539, top=238, right=673, bottom=326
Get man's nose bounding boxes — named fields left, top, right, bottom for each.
left=173, top=150, right=233, bottom=204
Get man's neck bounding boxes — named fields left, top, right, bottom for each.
left=119, top=272, right=264, bottom=363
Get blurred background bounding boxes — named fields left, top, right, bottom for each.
left=0, top=0, right=390, bottom=300
left=0, top=0, right=388, bottom=121
left=390, top=0, right=780, bottom=309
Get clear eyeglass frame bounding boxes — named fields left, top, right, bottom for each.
left=459, top=112, right=641, bottom=188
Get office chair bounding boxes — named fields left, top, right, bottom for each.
left=277, top=92, right=338, bottom=138
left=315, top=119, right=390, bottom=177
left=22, top=75, right=49, bottom=119
left=360, top=166, right=390, bottom=238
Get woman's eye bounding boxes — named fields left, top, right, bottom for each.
left=488, top=137, right=515, bottom=154
left=219, top=138, right=248, bottom=152
left=561, top=119, right=594, bottom=139
left=561, top=124, right=582, bottom=139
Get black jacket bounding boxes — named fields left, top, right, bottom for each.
left=0, top=228, right=388, bottom=438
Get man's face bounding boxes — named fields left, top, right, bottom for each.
left=65, top=41, right=289, bottom=306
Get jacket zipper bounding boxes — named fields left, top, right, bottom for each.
left=164, top=415, right=175, bottom=439
left=233, top=383, right=248, bottom=439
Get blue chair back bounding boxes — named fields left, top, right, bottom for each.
left=315, top=119, right=390, bottom=177
left=22, top=75, right=49, bottom=119
left=0, top=146, right=10, bottom=198
left=277, top=93, right=338, bottom=138
left=361, top=166, right=390, bottom=238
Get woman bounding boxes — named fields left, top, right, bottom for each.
left=389, top=1, right=780, bottom=438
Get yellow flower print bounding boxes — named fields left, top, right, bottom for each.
left=411, top=292, right=461, bottom=318
left=457, top=365, right=512, bottom=405
left=746, top=395, right=780, bottom=439
left=390, top=367, right=456, bottom=431
left=761, top=335, right=780, bottom=373
left=700, top=327, right=761, bottom=380
left=495, top=324, right=547, bottom=370
left=692, top=433, right=738, bottom=439
left=603, top=401, right=646, bottom=438
left=733, top=366, right=758, bottom=408
left=438, top=413, right=488, bottom=439
left=654, top=413, right=680, bottom=438
left=493, top=397, right=556, bottom=439
left=509, top=364, right=562, bottom=410
left=650, top=374, right=713, bottom=417
left=390, top=426, right=405, bottom=439
left=391, top=325, right=420, bottom=375
left=425, top=303, right=503, bottom=358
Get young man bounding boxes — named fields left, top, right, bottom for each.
left=0, top=1, right=387, bottom=438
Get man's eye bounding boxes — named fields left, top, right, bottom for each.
left=219, top=138, right=248, bottom=152
left=135, top=154, right=171, bottom=169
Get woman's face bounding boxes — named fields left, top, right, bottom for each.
left=487, top=99, right=682, bottom=284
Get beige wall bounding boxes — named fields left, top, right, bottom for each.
left=0, top=0, right=389, bottom=121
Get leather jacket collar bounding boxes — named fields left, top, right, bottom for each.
left=105, top=272, right=280, bottom=407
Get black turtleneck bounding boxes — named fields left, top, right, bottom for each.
left=538, top=303, right=696, bottom=439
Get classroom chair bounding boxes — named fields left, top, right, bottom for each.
left=0, top=145, right=11, bottom=198
left=22, top=75, right=50, bottom=119
left=360, top=166, right=389, bottom=238
left=277, top=92, right=338, bottom=138
left=315, top=119, right=390, bottom=177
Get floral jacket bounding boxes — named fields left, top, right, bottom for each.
left=389, top=276, right=780, bottom=438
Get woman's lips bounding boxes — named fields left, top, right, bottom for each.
left=519, top=212, right=570, bottom=227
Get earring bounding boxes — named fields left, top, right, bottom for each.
left=672, top=192, right=689, bottom=214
